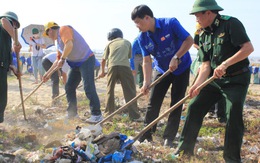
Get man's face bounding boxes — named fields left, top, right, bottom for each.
left=33, top=34, right=40, bottom=38
left=194, top=11, right=211, bottom=28
left=7, top=18, right=19, bottom=29
left=46, top=28, right=56, bottom=40
left=12, top=20, right=19, bottom=29
left=133, top=16, right=150, bottom=32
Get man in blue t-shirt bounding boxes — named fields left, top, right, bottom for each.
left=131, top=5, right=193, bottom=147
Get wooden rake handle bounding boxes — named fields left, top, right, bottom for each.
left=14, top=28, right=27, bottom=120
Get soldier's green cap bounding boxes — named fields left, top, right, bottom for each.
left=0, top=11, right=20, bottom=28
left=190, top=0, right=223, bottom=15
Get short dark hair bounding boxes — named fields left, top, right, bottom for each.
left=131, top=5, right=153, bottom=20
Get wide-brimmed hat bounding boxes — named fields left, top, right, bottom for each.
left=190, top=0, right=223, bottom=15
left=43, top=21, right=59, bottom=37
left=0, top=11, right=20, bottom=28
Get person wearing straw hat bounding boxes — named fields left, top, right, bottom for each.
left=131, top=5, right=193, bottom=147
left=0, top=11, right=22, bottom=123
left=175, top=0, right=254, bottom=162
left=42, top=22, right=102, bottom=123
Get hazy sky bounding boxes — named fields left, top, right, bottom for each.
left=1, top=0, right=259, bottom=57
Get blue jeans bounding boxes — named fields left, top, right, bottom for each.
left=65, top=55, right=101, bottom=116
left=32, top=56, right=45, bottom=81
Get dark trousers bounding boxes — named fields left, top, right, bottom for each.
left=143, top=68, right=190, bottom=140
left=177, top=71, right=250, bottom=163
left=42, top=58, right=59, bottom=99
left=0, top=68, right=8, bottom=123
left=105, top=65, right=140, bottom=119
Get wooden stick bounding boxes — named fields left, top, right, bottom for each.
left=14, top=28, right=27, bottom=120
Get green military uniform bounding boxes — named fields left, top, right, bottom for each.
left=177, top=15, right=251, bottom=163
left=0, top=21, right=13, bottom=123
left=0, top=11, right=20, bottom=123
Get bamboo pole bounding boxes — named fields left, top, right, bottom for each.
left=14, top=28, right=27, bottom=120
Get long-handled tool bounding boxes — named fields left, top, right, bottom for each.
left=15, top=67, right=59, bottom=109
left=131, top=76, right=215, bottom=143
left=14, top=28, right=27, bottom=120
left=95, top=69, right=171, bottom=128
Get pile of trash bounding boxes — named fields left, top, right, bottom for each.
left=41, top=126, right=137, bottom=163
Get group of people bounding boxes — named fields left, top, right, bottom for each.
left=0, top=0, right=254, bottom=162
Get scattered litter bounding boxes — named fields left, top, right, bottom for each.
left=248, top=146, right=259, bottom=154
left=197, top=147, right=205, bottom=156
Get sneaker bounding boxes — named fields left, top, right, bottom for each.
left=85, top=115, right=103, bottom=123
